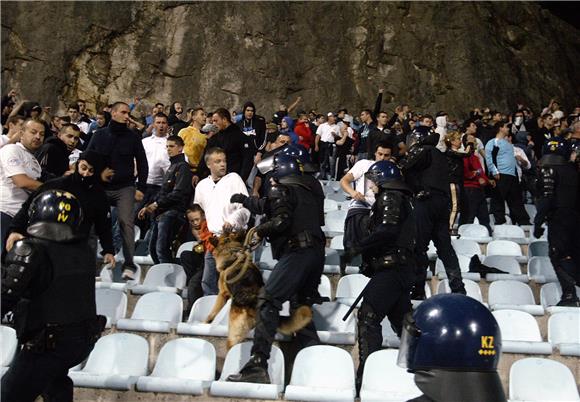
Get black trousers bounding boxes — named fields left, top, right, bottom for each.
left=548, top=209, right=580, bottom=296
left=251, top=246, right=325, bottom=360
left=490, top=174, right=530, bottom=225
left=343, top=208, right=370, bottom=249
left=414, top=194, right=466, bottom=294
left=180, top=249, right=205, bottom=310
left=461, top=187, right=492, bottom=235
left=1, top=327, right=96, bottom=402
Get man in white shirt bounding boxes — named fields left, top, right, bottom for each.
left=315, top=112, right=339, bottom=179
left=0, top=118, right=44, bottom=257
left=193, top=147, right=250, bottom=294
left=339, top=140, right=392, bottom=251
left=0, top=116, right=24, bottom=149
left=67, top=104, right=89, bottom=134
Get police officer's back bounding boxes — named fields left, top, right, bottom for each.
left=1, top=190, right=104, bottom=402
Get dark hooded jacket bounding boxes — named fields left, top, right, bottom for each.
left=35, top=136, right=71, bottom=179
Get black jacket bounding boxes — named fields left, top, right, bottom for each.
left=445, top=149, right=468, bottom=185
left=154, top=153, right=193, bottom=213
left=35, top=136, right=70, bottom=179
left=87, top=120, right=148, bottom=191
left=201, top=123, right=246, bottom=180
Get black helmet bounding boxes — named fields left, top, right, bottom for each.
left=398, top=294, right=501, bottom=372
left=278, top=144, right=318, bottom=173
left=27, top=190, right=83, bottom=241
left=406, top=125, right=434, bottom=148
left=257, top=153, right=304, bottom=177
left=542, top=137, right=570, bottom=159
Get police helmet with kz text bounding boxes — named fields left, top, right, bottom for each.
left=257, top=153, right=304, bottom=178
left=364, top=160, right=411, bottom=192
left=542, top=137, right=570, bottom=160
left=397, top=294, right=507, bottom=402
left=26, top=190, right=83, bottom=242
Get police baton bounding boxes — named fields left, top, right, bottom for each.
left=341, top=281, right=370, bottom=322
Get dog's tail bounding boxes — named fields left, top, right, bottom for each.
left=277, top=305, right=312, bottom=335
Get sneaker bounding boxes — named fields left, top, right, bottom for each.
left=121, top=268, right=135, bottom=281
left=226, top=355, right=270, bottom=384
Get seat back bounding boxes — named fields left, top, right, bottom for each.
left=131, top=292, right=183, bottom=324
left=289, top=345, right=354, bottom=389
left=509, top=358, right=580, bottom=401
left=436, top=279, right=483, bottom=302
left=548, top=312, right=580, bottom=346
left=312, top=302, right=355, bottom=333
left=492, top=224, right=526, bottom=241
left=324, top=199, right=339, bottom=213
left=324, top=248, right=340, bottom=265
left=142, top=263, right=186, bottom=289
left=451, top=238, right=482, bottom=257
left=361, top=349, right=421, bottom=398
left=435, top=255, right=471, bottom=274
left=219, top=342, right=284, bottom=386
left=0, top=326, right=17, bottom=367
left=486, top=240, right=522, bottom=257
left=493, top=310, right=542, bottom=342
left=324, top=210, right=347, bottom=232
left=458, top=224, right=491, bottom=240
left=83, top=333, right=149, bottom=376
left=176, top=241, right=197, bottom=258
left=528, top=240, right=548, bottom=258
left=336, top=274, right=370, bottom=299
left=187, top=295, right=218, bottom=323
left=488, top=281, right=535, bottom=306
left=95, top=288, right=128, bottom=325
left=329, top=235, right=344, bottom=250
left=528, top=257, right=557, bottom=282
left=151, top=338, right=215, bottom=380
left=540, top=283, right=580, bottom=308
left=318, top=275, right=332, bottom=299
left=482, top=256, right=521, bottom=275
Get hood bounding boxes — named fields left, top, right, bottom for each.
left=243, top=101, right=257, bottom=116
left=435, top=115, right=447, bottom=128
left=282, top=116, right=295, bottom=130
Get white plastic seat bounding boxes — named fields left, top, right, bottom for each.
left=70, top=333, right=149, bottom=390
left=134, top=255, right=154, bottom=265
left=256, top=244, right=277, bottom=270
left=492, top=224, right=528, bottom=244
left=509, top=358, right=580, bottom=402
left=312, top=302, right=356, bottom=345
left=176, top=241, right=197, bottom=258
left=177, top=296, right=230, bottom=337
left=131, top=263, right=187, bottom=295
left=427, top=240, right=437, bottom=261
left=95, top=288, right=128, bottom=328
left=410, top=283, right=433, bottom=309
left=210, top=341, right=284, bottom=400
left=323, top=247, right=342, bottom=274
left=482, top=255, right=527, bottom=282
left=527, top=240, right=548, bottom=259
left=329, top=235, right=344, bottom=250
left=492, top=310, right=552, bottom=354
left=360, top=349, right=421, bottom=402
left=524, top=204, right=537, bottom=220
left=457, top=223, right=492, bottom=243
left=136, top=338, right=215, bottom=395
left=488, top=281, right=544, bottom=315
left=527, top=256, right=558, bottom=284
left=381, top=317, right=401, bottom=348
left=116, top=292, right=183, bottom=333
left=322, top=210, right=347, bottom=237
left=486, top=240, right=527, bottom=263
left=284, top=345, right=356, bottom=402
left=451, top=238, right=482, bottom=257
left=548, top=311, right=580, bottom=356
left=339, top=200, right=351, bottom=211
left=318, top=274, right=332, bottom=300
left=0, top=326, right=17, bottom=372
left=97, top=262, right=142, bottom=291
left=325, top=191, right=348, bottom=202
left=436, top=279, right=484, bottom=304
left=435, top=255, right=478, bottom=281
left=336, top=274, right=370, bottom=307
left=324, top=198, right=339, bottom=213
left=540, top=282, right=580, bottom=314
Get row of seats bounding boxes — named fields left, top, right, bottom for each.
left=3, top=327, right=576, bottom=402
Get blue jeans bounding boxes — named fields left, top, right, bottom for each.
left=149, top=210, right=185, bottom=264
left=202, top=250, right=219, bottom=295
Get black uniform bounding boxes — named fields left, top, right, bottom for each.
left=1, top=239, right=103, bottom=402
left=401, top=133, right=466, bottom=296
left=353, top=183, right=416, bottom=387
left=535, top=154, right=580, bottom=304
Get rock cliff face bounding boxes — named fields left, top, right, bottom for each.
left=2, top=2, right=579, bottom=118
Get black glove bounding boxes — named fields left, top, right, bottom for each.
left=533, top=225, right=545, bottom=239
left=230, top=193, right=248, bottom=204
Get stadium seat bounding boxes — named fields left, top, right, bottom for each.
left=284, top=345, right=356, bottom=402
left=131, top=263, right=187, bottom=295
left=312, top=302, right=356, bottom=345
left=488, top=281, right=543, bottom=315
left=323, top=247, right=342, bottom=274
left=338, top=200, right=351, bottom=211
left=97, top=262, right=142, bottom=291
left=324, top=198, right=339, bottom=213
left=322, top=210, right=347, bottom=237
left=177, top=296, right=230, bottom=337
left=360, top=349, right=421, bottom=402
left=527, top=240, right=548, bottom=259
left=325, top=191, right=348, bottom=202
left=256, top=244, right=277, bottom=270
left=481, top=255, right=527, bottom=282
left=70, top=333, right=149, bottom=390
left=509, top=358, right=580, bottom=402
left=336, top=274, right=370, bottom=307
left=329, top=235, right=344, bottom=250
left=435, top=255, right=478, bottom=281
left=411, top=283, right=433, bottom=309
left=457, top=223, right=492, bottom=243
left=527, top=257, right=558, bottom=284
left=427, top=240, right=437, bottom=261
left=210, top=341, right=284, bottom=400
left=486, top=240, right=527, bottom=263
left=95, top=288, right=128, bottom=328
left=548, top=311, right=580, bottom=356
left=524, top=204, right=537, bottom=220
left=319, top=274, right=332, bottom=300
left=116, top=292, right=183, bottom=333
left=176, top=241, right=197, bottom=259
left=381, top=317, right=401, bottom=348
left=436, top=279, right=484, bottom=304
left=134, top=255, right=154, bottom=265
left=451, top=238, right=482, bottom=257
left=0, top=326, right=17, bottom=377
left=492, top=310, right=552, bottom=354
left=492, top=224, right=528, bottom=244
left=540, top=282, right=580, bottom=314
left=136, top=338, right=215, bottom=395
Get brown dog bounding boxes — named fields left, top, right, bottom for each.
left=205, top=230, right=312, bottom=349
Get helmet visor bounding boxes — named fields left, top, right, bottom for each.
left=257, top=155, right=275, bottom=174
left=397, top=312, right=421, bottom=369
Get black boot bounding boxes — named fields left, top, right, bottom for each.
left=226, top=354, right=271, bottom=384
left=356, top=304, right=383, bottom=395
left=556, top=293, right=580, bottom=307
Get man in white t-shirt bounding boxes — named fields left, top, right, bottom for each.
left=193, top=147, right=250, bottom=294
left=315, top=112, right=340, bottom=179
left=339, top=140, right=392, bottom=250
left=0, top=118, right=44, bottom=257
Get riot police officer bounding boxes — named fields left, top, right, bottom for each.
left=227, top=153, right=326, bottom=383
left=534, top=138, right=580, bottom=306
left=400, top=125, right=466, bottom=297
left=341, top=160, right=416, bottom=391
left=1, top=190, right=104, bottom=402
left=398, top=294, right=506, bottom=402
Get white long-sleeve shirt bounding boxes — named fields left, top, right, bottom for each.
left=194, top=173, right=250, bottom=235
left=142, top=135, right=170, bottom=186
left=514, top=146, right=530, bottom=180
